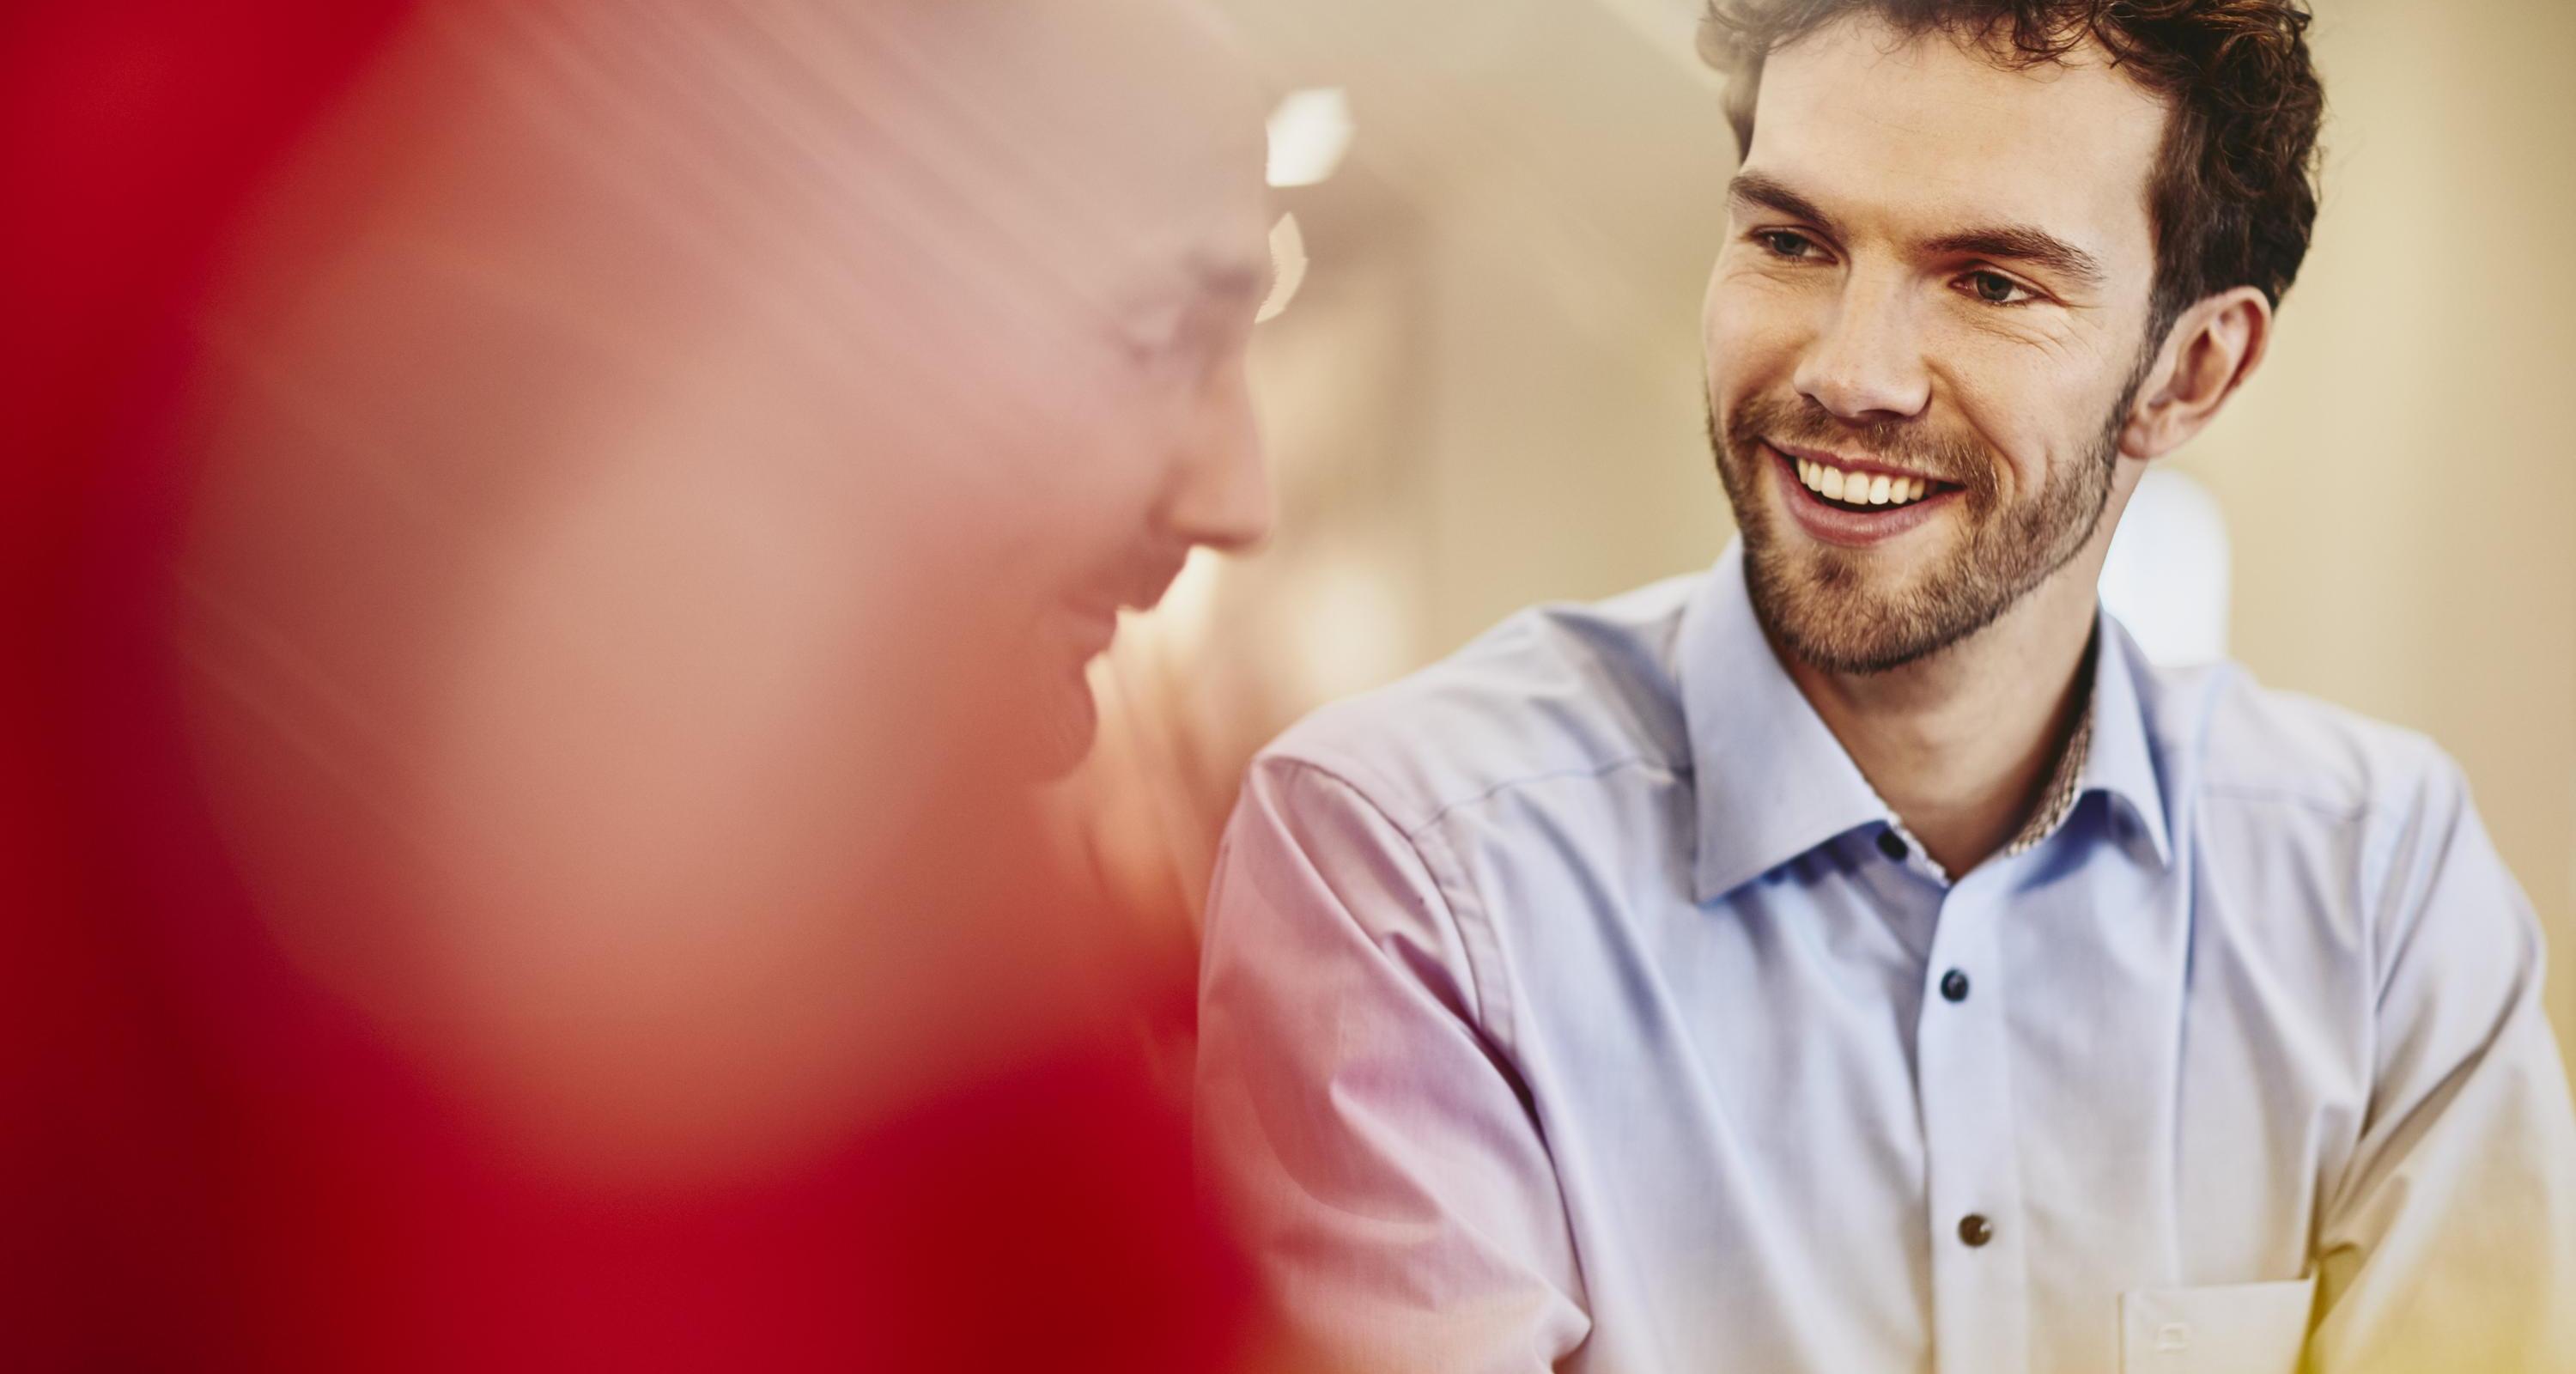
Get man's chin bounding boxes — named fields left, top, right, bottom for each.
left=914, top=617, right=1104, bottom=781
left=1744, top=538, right=1961, bottom=676
left=970, top=660, right=1100, bottom=783
left=1026, top=675, right=1101, bottom=781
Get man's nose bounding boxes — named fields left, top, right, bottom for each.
left=1159, top=365, right=1273, bottom=553
left=1792, top=275, right=1933, bottom=423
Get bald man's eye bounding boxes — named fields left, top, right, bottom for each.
left=1960, top=270, right=2038, bottom=307
left=1121, top=307, right=1235, bottom=383
left=1121, top=326, right=1182, bottom=366
left=1118, top=310, right=1194, bottom=368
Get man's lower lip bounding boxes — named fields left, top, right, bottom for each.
left=1769, top=445, right=1955, bottom=548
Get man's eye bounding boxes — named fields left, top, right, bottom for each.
left=1121, top=318, right=1196, bottom=368
left=1963, top=271, right=2035, bottom=306
left=1125, top=315, right=1236, bottom=385
left=1756, top=230, right=1820, bottom=260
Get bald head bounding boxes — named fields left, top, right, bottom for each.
left=176, top=0, right=1277, bottom=1170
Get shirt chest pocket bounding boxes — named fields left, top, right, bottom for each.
left=2119, top=1276, right=2317, bottom=1374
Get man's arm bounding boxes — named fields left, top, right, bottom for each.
left=2307, top=757, right=2576, bottom=1371
left=1194, top=755, right=1589, bottom=1374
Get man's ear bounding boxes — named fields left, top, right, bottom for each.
left=2119, top=285, right=2273, bottom=461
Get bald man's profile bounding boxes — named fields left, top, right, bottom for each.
left=15, top=0, right=1283, bottom=1367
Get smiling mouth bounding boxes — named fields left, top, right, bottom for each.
left=1775, top=445, right=1960, bottom=514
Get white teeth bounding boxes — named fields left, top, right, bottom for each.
left=1794, top=455, right=1936, bottom=509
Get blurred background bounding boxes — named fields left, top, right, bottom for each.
left=1083, top=0, right=2576, bottom=1073
left=6, top=0, right=2572, bottom=1365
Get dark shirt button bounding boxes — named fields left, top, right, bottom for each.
left=1940, top=969, right=1971, bottom=1003
left=1875, top=830, right=1908, bottom=861
left=1959, top=1213, right=1995, bottom=1248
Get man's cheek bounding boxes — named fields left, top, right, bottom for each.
left=1705, top=284, right=1806, bottom=392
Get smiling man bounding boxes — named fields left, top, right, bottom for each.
left=16, top=0, right=1279, bottom=1366
left=1194, top=3, right=2576, bottom=1371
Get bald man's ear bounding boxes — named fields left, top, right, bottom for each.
left=2119, top=285, right=2273, bottom=462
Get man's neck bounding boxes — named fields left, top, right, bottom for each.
left=1776, top=568, right=2101, bottom=878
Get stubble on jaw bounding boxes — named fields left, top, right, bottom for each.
left=1706, top=367, right=2140, bottom=677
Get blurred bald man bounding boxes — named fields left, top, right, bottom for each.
left=9, top=0, right=1277, bottom=1368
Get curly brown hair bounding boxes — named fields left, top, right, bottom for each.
left=1698, top=0, right=2324, bottom=342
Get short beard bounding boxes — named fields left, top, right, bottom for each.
left=1709, top=365, right=2144, bottom=676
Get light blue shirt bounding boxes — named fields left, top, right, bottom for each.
left=1195, top=544, right=2576, bottom=1374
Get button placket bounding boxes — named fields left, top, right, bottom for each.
left=1915, top=885, right=2031, bottom=1374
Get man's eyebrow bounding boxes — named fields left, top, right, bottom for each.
left=1730, top=171, right=2108, bottom=290
left=1925, top=225, right=2106, bottom=289
left=1728, top=171, right=1844, bottom=240
left=1195, top=258, right=1269, bottom=301
left=1173, top=240, right=1273, bottom=302
left=1123, top=256, right=1267, bottom=328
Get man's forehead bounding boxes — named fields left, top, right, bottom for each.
left=927, top=0, right=1267, bottom=190
left=919, top=0, right=1270, bottom=271
left=1746, top=15, right=2166, bottom=261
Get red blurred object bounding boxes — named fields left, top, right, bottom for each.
left=0, top=3, right=1254, bottom=1367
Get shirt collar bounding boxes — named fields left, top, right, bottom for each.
left=1676, top=541, right=2172, bottom=903
left=2001, top=707, right=2090, bottom=859
left=1678, top=543, right=1896, bottom=903
left=2072, top=606, right=2174, bottom=867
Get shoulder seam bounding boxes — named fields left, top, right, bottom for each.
left=1251, top=749, right=1435, bottom=836
left=1411, top=754, right=1680, bottom=838
left=1267, top=744, right=1681, bottom=842
left=2194, top=781, right=2380, bottom=824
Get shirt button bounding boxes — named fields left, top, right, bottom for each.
left=1875, top=830, right=1908, bottom=860
left=1959, top=1213, right=1995, bottom=1248
left=1940, top=969, right=1971, bottom=1003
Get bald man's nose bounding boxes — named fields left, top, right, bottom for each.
left=1160, top=371, right=1272, bottom=553
left=1794, top=279, right=1933, bottom=423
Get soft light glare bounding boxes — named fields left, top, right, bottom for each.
left=1266, top=87, right=1353, bottom=188
left=1283, top=551, right=1410, bottom=708
left=1134, top=544, right=1226, bottom=653
left=1256, top=212, right=1307, bottom=324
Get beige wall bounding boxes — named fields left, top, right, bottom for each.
left=2200, top=0, right=2576, bottom=1046
left=1098, top=0, right=2576, bottom=1061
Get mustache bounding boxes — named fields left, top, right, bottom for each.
left=1720, top=393, right=1999, bottom=499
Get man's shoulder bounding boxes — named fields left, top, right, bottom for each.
left=1255, top=572, right=1703, bottom=836
left=2147, top=654, right=2465, bottom=828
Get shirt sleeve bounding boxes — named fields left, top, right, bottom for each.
left=2307, top=757, right=2576, bottom=1371
left=1194, top=755, right=1591, bottom=1374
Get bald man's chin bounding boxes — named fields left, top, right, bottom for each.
left=1030, top=673, right=1103, bottom=781
left=962, top=656, right=1100, bottom=784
